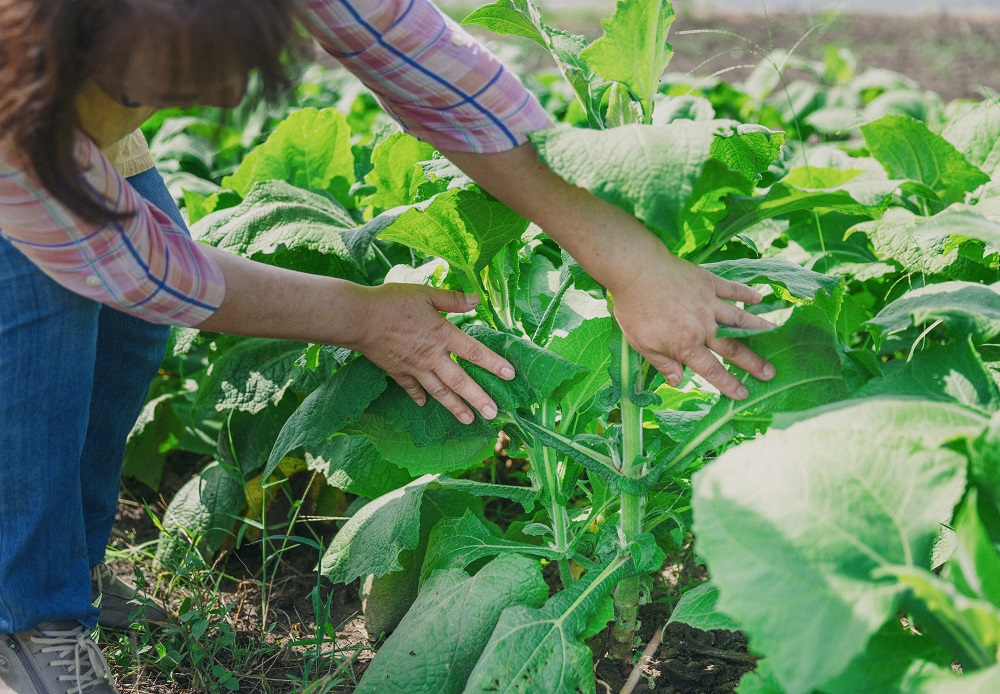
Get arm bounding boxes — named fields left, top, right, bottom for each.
left=441, top=142, right=777, bottom=401
left=0, top=136, right=513, bottom=423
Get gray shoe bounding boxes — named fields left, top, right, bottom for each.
left=0, top=621, right=118, bottom=693
left=90, top=563, right=168, bottom=630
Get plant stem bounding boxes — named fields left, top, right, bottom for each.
left=609, top=338, right=646, bottom=660
left=536, top=402, right=572, bottom=587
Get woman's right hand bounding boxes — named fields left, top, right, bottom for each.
left=346, top=283, right=515, bottom=424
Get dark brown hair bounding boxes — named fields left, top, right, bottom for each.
left=0, top=0, right=298, bottom=223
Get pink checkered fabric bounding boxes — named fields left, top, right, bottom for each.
left=0, top=0, right=547, bottom=325
left=0, top=138, right=227, bottom=326
left=295, top=0, right=549, bottom=152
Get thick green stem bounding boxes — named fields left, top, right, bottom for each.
left=535, top=403, right=572, bottom=587
left=609, top=339, right=646, bottom=660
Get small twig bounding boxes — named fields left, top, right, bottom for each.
left=683, top=640, right=760, bottom=665
left=619, top=628, right=662, bottom=694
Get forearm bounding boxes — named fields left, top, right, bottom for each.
left=441, top=140, right=669, bottom=295
left=193, top=244, right=369, bottom=349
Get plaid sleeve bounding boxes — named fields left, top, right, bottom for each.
left=0, top=137, right=226, bottom=327
left=294, top=0, right=550, bottom=153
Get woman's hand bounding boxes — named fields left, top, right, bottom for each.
left=348, top=283, right=515, bottom=423
left=608, top=243, right=776, bottom=400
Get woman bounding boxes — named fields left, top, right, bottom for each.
left=0, top=0, right=775, bottom=691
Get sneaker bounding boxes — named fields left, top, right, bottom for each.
left=90, top=563, right=168, bottom=630
left=0, top=621, right=118, bottom=693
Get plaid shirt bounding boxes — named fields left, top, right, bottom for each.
left=0, top=0, right=548, bottom=326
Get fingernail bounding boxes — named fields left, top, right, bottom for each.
left=500, top=366, right=515, bottom=380
left=483, top=404, right=498, bottom=420
left=465, top=293, right=480, bottom=305
left=763, top=363, right=776, bottom=379
left=666, top=372, right=681, bottom=387
left=459, top=412, right=474, bottom=424
left=737, top=386, right=749, bottom=399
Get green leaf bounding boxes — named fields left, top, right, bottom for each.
left=861, top=114, right=990, bottom=205
left=320, top=476, right=433, bottom=583
left=218, top=396, right=298, bottom=479
left=344, top=409, right=494, bottom=477
left=943, top=488, right=1000, bottom=609
left=703, top=258, right=844, bottom=323
left=693, top=398, right=984, bottom=693
left=579, top=0, right=675, bottom=121
left=464, top=555, right=633, bottom=693
left=668, top=306, right=849, bottom=471
left=421, top=511, right=562, bottom=582
left=194, top=338, right=333, bottom=417
left=548, top=317, right=615, bottom=426
left=942, top=98, right=1000, bottom=179
left=626, top=532, right=667, bottom=573
left=667, top=582, right=740, bottom=632
left=192, top=181, right=369, bottom=282
left=305, top=435, right=413, bottom=499
left=907, top=663, right=1000, bottom=693
left=820, top=619, right=953, bottom=694
left=358, top=555, right=548, bottom=694
left=265, top=358, right=388, bottom=482
left=462, top=0, right=547, bottom=47
left=461, top=325, right=589, bottom=414
left=155, top=462, right=245, bottom=569
left=183, top=189, right=241, bottom=226
left=865, top=281, right=1000, bottom=354
left=379, top=188, right=529, bottom=288
left=362, top=132, right=437, bottom=210
left=529, top=121, right=731, bottom=255
left=222, top=107, right=355, bottom=208
left=712, top=165, right=900, bottom=246
left=710, top=124, right=786, bottom=181
left=853, top=338, right=1000, bottom=413
left=887, top=565, right=1000, bottom=670
left=848, top=208, right=1000, bottom=282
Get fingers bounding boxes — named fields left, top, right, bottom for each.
left=716, top=301, right=774, bottom=332
left=449, top=330, right=516, bottom=381
left=683, top=347, right=752, bottom=401
left=434, top=360, right=500, bottom=423
left=713, top=276, right=763, bottom=305
left=645, top=354, right=685, bottom=387
left=708, top=336, right=776, bottom=383
left=393, top=374, right=428, bottom=407
left=425, top=287, right=481, bottom=314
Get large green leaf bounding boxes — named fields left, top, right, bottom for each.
left=362, top=132, right=436, bottom=210
left=547, top=317, right=615, bottom=426
left=942, top=99, right=1000, bottom=179
left=865, top=281, right=1000, bottom=354
left=907, top=664, right=1000, bottom=693
left=460, top=325, right=589, bottom=414
left=194, top=338, right=339, bottom=417
left=853, top=338, right=1000, bottom=413
left=463, top=555, right=633, bottom=693
left=421, top=511, right=562, bottom=583
left=357, top=554, right=549, bottom=694
left=320, top=476, right=432, bottom=583
left=305, top=435, right=413, bottom=499
left=379, top=188, right=529, bottom=287
left=578, top=0, right=675, bottom=121
left=222, top=107, right=355, bottom=207
left=848, top=208, right=1000, bottom=282
left=861, top=115, right=990, bottom=205
left=711, top=165, right=899, bottom=249
left=666, top=582, right=740, bottom=632
left=530, top=121, right=773, bottom=255
left=666, top=306, right=849, bottom=471
left=703, top=258, right=845, bottom=323
left=192, top=181, right=369, bottom=282
left=693, top=398, right=985, bottom=693
left=265, top=358, right=388, bottom=481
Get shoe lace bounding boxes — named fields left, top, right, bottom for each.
left=30, top=626, right=118, bottom=694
